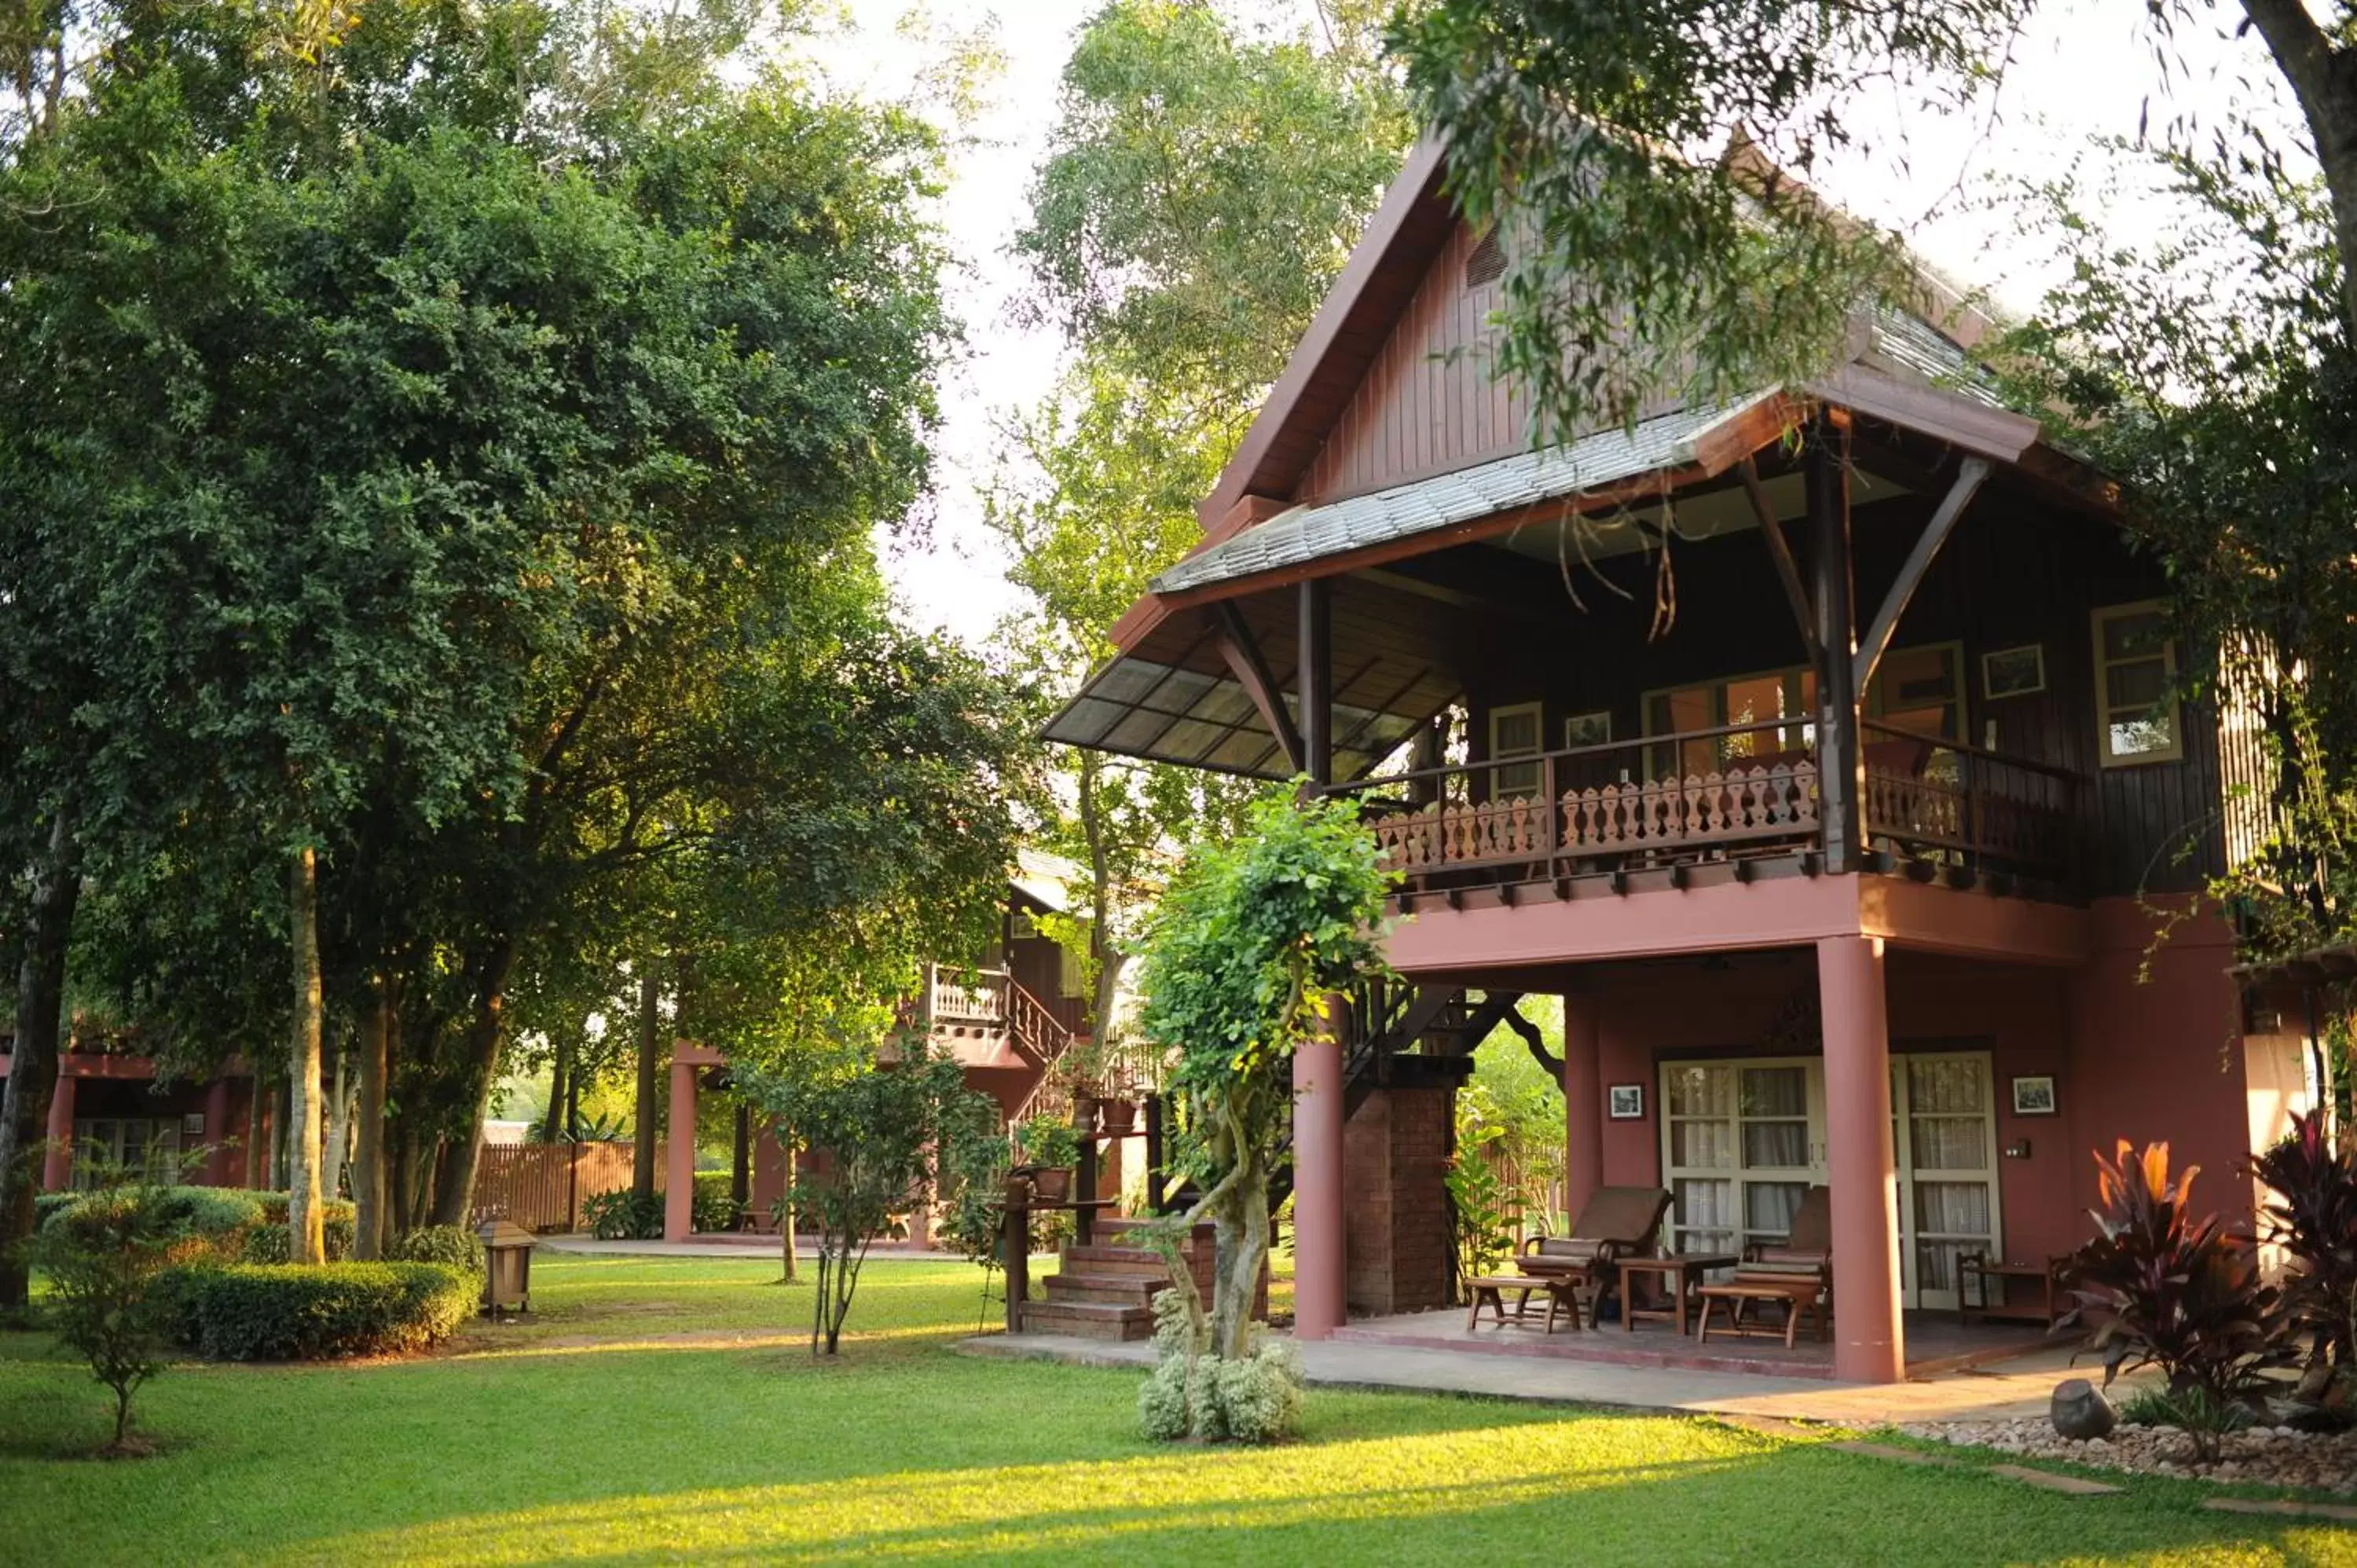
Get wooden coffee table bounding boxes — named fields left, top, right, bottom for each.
left=1618, top=1252, right=1739, bottom=1334
left=1959, top=1254, right=2066, bottom=1328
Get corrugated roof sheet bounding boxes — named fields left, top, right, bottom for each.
left=1151, top=392, right=1780, bottom=597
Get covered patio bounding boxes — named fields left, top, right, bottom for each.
left=1330, top=1305, right=2058, bottom=1383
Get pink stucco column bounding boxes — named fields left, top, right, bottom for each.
left=1561, top=987, right=1603, bottom=1224
left=1291, top=995, right=1348, bottom=1340
left=42, top=1072, right=75, bottom=1192
left=663, top=1059, right=698, bottom=1243
left=1817, top=934, right=1904, bottom=1383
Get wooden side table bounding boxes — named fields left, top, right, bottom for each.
left=1958, top=1254, right=2066, bottom=1328
left=1618, top=1252, right=1739, bottom=1335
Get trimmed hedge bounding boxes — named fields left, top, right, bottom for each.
left=38, top=1186, right=264, bottom=1267
left=153, top=1262, right=476, bottom=1361
left=388, top=1225, right=486, bottom=1274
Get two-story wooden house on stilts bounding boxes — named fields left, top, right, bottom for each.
left=1048, top=140, right=2321, bottom=1383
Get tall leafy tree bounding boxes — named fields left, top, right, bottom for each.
left=993, top=1, right=1413, bottom=1026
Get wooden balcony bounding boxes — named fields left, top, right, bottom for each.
left=926, top=965, right=1007, bottom=1024
left=1331, top=718, right=2083, bottom=896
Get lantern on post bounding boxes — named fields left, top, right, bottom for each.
left=476, top=1218, right=536, bottom=1316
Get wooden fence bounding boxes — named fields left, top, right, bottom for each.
left=471, top=1141, right=650, bottom=1233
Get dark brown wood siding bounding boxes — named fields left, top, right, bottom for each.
left=1435, top=474, right=2221, bottom=896
left=1296, top=222, right=1530, bottom=504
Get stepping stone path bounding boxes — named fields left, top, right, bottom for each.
left=2204, top=1498, right=2357, bottom=1523
left=1828, top=1440, right=1962, bottom=1468
left=1990, top=1464, right=2122, bottom=1496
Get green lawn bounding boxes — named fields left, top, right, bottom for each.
left=2, top=1252, right=2350, bottom=1566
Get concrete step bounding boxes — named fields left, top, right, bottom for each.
left=1017, top=1299, right=1155, bottom=1341
left=1061, top=1244, right=1168, bottom=1277
left=1044, top=1271, right=1166, bottom=1306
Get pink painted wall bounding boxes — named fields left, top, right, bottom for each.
left=1552, top=896, right=2259, bottom=1265
left=2062, top=900, right=2253, bottom=1235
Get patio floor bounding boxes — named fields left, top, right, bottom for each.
left=1331, top=1304, right=2057, bottom=1381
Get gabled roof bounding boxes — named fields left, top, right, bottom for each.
left=1153, top=393, right=1782, bottom=598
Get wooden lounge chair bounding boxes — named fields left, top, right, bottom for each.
left=1510, top=1185, right=1673, bottom=1328
left=1695, top=1185, right=1832, bottom=1348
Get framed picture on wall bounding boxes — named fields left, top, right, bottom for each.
left=1607, top=1083, right=1644, bottom=1120
left=1982, top=643, right=2047, bottom=699
left=2011, top=1074, right=2058, bottom=1116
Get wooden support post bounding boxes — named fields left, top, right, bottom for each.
left=1809, top=417, right=1864, bottom=873
left=1299, top=577, right=1332, bottom=787
left=1209, top=603, right=1306, bottom=775
left=1003, top=1182, right=1030, bottom=1333
left=1144, top=1095, right=1166, bottom=1214
left=1074, top=1109, right=1098, bottom=1247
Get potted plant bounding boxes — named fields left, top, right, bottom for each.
left=1016, top=1116, right=1083, bottom=1203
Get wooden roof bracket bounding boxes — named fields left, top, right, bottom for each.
left=1206, top=602, right=1306, bottom=775
left=1737, top=455, right=1821, bottom=665
left=1853, top=456, right=1992, bottom=701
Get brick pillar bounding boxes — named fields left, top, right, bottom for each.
left=1291, top=998, right=1347, bottom=1340
left=1562, top=986, right=1603, bottom=1225
left=1343, top=1083, right=1454, bottom=1315
left=1819, top=934, right=1904, bottom=1382
left=663, top=1059, right=697, bottom=1243
left=42, top=1071, right=75, bottom=1192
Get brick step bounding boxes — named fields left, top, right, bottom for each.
left=1060, top=1244, right=1169, bottom=1277
left=1043, top=1271, right=1167, bottom=1306
left=1017, top=1299, right=1155, bottom=1341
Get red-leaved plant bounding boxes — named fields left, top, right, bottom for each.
left=2062, top=1141, right=2285, bottom=1444
left=2251, top=1110, right=2357, bottom=1394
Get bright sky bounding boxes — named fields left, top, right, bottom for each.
left=812, top=2, right=2286, bottom=648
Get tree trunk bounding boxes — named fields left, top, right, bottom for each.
left=427, top=938, right=516, bottom=1226
left=2238, top=0, right=2357, bottom=337
left=353, top=976, right=390, bottom=1259
left=541, top=1032, right=570, bottom=1145
left=321, top=1036, right=355, bottom=1203
left=246, top=1076, right=266, bottom=1190
left=779, top=1134, right=799, bottom=1284
left=0, top=808, right=81, bottom=1311
left=288, top=844, right=326, bottom=1265
left=1208, top=1155, right=1271, bottom=1362
left=731, top=1103, right=750, bottom=1209
left=632, top=969, right=661, bottom=1200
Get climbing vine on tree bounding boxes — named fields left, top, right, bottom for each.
left=1131, top=789, right=1394, bottom=1442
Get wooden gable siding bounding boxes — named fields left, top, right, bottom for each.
left=1296, top=222, right=1529, bottom=504
left=1444, top=476, right=2221, bottom=896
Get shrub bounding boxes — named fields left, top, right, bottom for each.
left=1136, top=1284, right=1303, bottom=1444
left=691, top=1175, right=743, bottom=1234
left=1015, top=1116, right=1080, bottom=1171
left=34, top=1191, right=82, bottom=1230
left=2252, top=1109, right=2357, bottom=1388
left=389, top=1225, right=486, bottom=1274
left=582, top=1188, right=664, bottom=1240
left=27, top=1182, right=184, bottom=1449
left=240, top=1196, right=356, bottom=1263
left=2062, top=1140, right=2285, bottom=1460
left=154, top=1262, right=475, bottom=1361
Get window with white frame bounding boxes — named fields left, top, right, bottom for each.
left=1488, top=702, right=1543, bottom=797
left=2092, top=603, right=2182, bottom=765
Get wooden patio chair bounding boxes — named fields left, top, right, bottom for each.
left=1510, top=1185, right=1672, bottom=1328
left=1695, top=1185, right=1832, bottom=1348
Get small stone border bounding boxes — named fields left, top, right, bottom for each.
left=1897, top=1416, right=2357, bottom=1496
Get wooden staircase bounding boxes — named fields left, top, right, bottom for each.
left=1014, top=1220, right=1178, bottom=1342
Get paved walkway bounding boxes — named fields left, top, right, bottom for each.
left=961, top=1332, right=2087, bottom=1427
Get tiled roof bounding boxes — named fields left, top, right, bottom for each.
left=1152, top=391, right=1782, bottom=596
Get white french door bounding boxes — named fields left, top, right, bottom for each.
left=1659, top=1050, right=1999, bottom=1309
left=1893, top=1054, right=2003, bottom=1311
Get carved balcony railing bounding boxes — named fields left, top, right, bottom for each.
left=1325, top=716, right=2082, bottom=892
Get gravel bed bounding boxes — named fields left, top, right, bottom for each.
left=1898, top=1416, right=2357, bottom=1493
